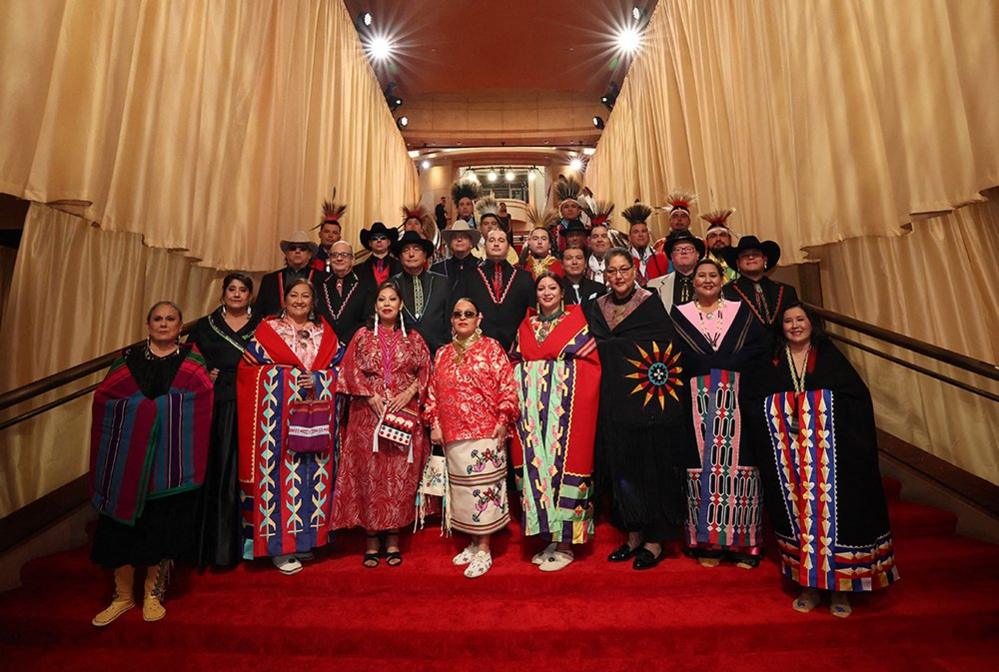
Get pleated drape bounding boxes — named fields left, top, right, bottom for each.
left=585, top=0, right=999, bottom=258
left=0, top=0, right=418, bottom=270
left=585, top=0, right=999, bottom=483
left=813, top=201, right=999, bottom=484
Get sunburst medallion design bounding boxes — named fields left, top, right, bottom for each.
left=624, top=341, right=684, bottom=410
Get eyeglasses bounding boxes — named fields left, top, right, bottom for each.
left=369, top=234, right=388, bottom=242
left=451, top=310, right=477, bottom=319
left=329, top=252, right=352, bottom=260
left=605, top=266, right=633, bottom=277
left=673, top=246, right=698, bottom=254
left=287, top=244, right=311, bottom=252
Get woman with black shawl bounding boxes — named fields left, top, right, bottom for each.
left=589, top=248, right=689, bottom=570
left=741, top=303, right=898, bottom=617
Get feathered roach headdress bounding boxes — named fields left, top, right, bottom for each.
left=587, top=200, right=616, bottom=228
left=475, top=193, right=500, bottom=221
left=554, top=175, right=584, bottom=210
left=316, top=187, right=347, bottom=229
left=525, top=204, right=560, bottom=231
left=401, top=203, right=436, bottom=239
left=620, top=202, right=653, bottom=226
left=450, top=178, right=483, bottom=205
left=700, top=208, right=736, bottom=235
left=664, top=190, right=697, bottom=215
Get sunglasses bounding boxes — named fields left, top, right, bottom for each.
left=451, top=310, right=477, bottom=319
left=287, top=244, right=311, bottom=252
left=605, top=266, right=633, bottom=277
left=369, top=234, right=389, bottom=242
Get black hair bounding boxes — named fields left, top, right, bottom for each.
left=605, top=247, right=633, bottom=267
left=693, top=257, right=725, bottom=276
left=534, top=271, right=565, bottom=294
left=451, top=296, right=481, bottom=315
left=774, top=301, right=828, bottom=349
left=222, top=272, right=254, bottom=297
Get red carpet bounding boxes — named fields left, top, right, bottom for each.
left=1, top=479, right=997, bottom=671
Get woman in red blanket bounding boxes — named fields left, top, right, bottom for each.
left=90, top=301, right=213, bottom=627
left=331, top=281, right=432, bottom=568
left=511, top=272, right=601, bottom=572
left=237, top=279, right=342, bottom=575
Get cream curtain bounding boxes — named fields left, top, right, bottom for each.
left=0, top=204, right=241, bottom=515
left=0, top=0, right=418, bottom=271
left=813, top=200, right=999, bottom=484
left=586, top=0, right=999, bottom=259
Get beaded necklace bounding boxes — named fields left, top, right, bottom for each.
left=695, top=298, right=725, bottom=350
left=786, top=344, right=811, bottom=393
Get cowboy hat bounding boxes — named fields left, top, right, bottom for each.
left=279, top=230, right=318, bottom=254
left=559, top=219, right=588, bottom=237
left=359, top=221, right=400, bottom=251
left=663, top=229, right=705, bottom=257
left=392, top=230, right=435, bottom=258
left=723, top=235, right=781, bottom=271
left=440, top=220, right=482, bottom=246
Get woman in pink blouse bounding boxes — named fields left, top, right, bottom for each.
left=425, top=297, right=520, bottom=578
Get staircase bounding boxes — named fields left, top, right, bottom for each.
left=0, top=477, right=996, bottom=671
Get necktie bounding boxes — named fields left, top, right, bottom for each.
left=492, top=264, right=504, bottom=299
left=573, top=284, right=581, bottom=302
left=413, top=276, right=424, bottom=316
left=336, top=278, right=344, bottom=295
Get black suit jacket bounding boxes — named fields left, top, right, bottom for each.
left=392, top=270, right=451, bottom=355
left=455, top=260, right=535, bottom=351
left=564, top=277, right=608, bottom=316
left=315, top=271, right=373, bottom=345
left=356, top=254, right=402, bottom=288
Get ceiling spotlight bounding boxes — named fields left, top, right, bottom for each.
left=527, top=172, right=536, bottom=181
left=592, top=116, right=605, bottom=129
left=505, top=171, right=515, bottom=182
left=487, top=171, right=497, bottom=182
left=632, top=6, right=642, bottom=22
left=367, top=35, right=394, bottom=61
left=362, top=11, right=373, bottom=27
left=396, top=115, right=409, bottom=129
left=616, top=26, right=642, bottom=55
left=420, top=160, right=431, bottom=170
left=569, top=158, right=584, bottom=172
left=582, top=147, right=597, bottom=156
left=407, top=150, right=419, bottom=158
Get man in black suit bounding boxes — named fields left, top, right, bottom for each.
left=434, top=197, right=448, bottom=232
left=255, top=230, right=326, bottom=318
left=315, top=240, right=372, bottom=345
left=391, top=231, right=451, bottom=355
left=455, top=227, right=534, bottom=351
left=722, top=235, right=799, bottom=330
left=430, top=221, right=481, bottom=292
left=562, top=246, right=606, bottom=314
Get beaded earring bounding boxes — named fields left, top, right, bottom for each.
left=374, top=311, right=379, bottom=336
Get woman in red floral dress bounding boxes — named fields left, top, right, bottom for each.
left=425, top=297, right=520, bottom=579
left=332, top=281, right=431, bottom=567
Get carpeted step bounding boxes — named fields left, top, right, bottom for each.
left=882, top=476, right=903, bottom=500
left=887, top=499, right=958, bottom=538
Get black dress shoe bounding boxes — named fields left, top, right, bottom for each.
left=632, top=547, right=665, bottom=570
left=607, top=543, right=641, bottom=562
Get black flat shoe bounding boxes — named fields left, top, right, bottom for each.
left=632, top=547, right=665, bottom=570
left=607, top=543, right=641, bottom=562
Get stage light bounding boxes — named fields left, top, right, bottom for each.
left=632, top=6, right=642, bottom=22
left=527, top=171, right=536, bottom=181
left=396, top=115, right=409, bottom=129
left=421, top=160, right=431, bottom=170
left=569, top=158, right=584, bottom=172
left=363, top=11, right=373, bottom=27
left=367, top=35, right=393, bottom=61
left=408, top=150, right=419, bottom=158
left=487, top=171, right=497, bottom=182
left=592, top=116, right=605, bottom=129
left=582, top=147, right=597, bottom=156
left=616, top=26, right=641, bottom=55
left=505, top=171, right=515, bottom=182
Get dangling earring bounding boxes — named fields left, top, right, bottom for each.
left=221, top=303, right=227, bottom=316
left=559, top=299, right=565, bottom=313
left=474, top=327, right=482, bottom=337
left=247, top=305, right=252, bottom=317
left=279, top=308, right=286, bottom=319
left=401, top=316, right=407, bottom=338
left=309, top=309, right=316, bottom=323
left=374, top=312, right=379, bottom=336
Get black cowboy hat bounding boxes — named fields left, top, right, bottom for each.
left=558, top=218, right=588, bottom=237
left=663, top=229, right=705, bottom=257
left=723, top=235, right=781, bottom=271
left=359, top=221, right=400, bottom=251
left=391, top=230, right=435, bottom=258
